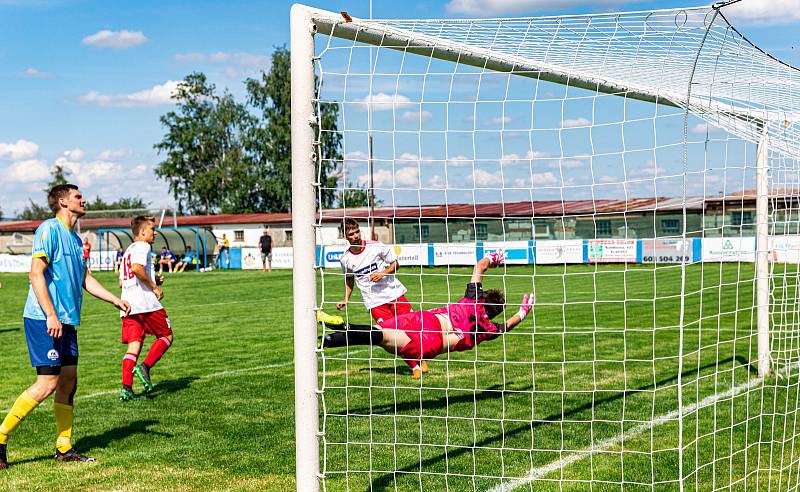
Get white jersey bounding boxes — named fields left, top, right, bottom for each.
left=340, top=240, right=407, bottom=309
left=119, top=241, right=163, bottom=316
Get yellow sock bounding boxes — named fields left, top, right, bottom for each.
left=53, top=402, right=73, bottom=453
left=0, top=390, right=40, bottom=444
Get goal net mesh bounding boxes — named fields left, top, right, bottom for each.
left=305, top=4, right=800, bottom=489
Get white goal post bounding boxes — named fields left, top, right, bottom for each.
left=292, top=2, right=800, bottom=490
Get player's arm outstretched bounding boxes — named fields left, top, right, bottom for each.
left=473, top=250, right=534, bottom=333
left=84, top=269, right=131, bottom=314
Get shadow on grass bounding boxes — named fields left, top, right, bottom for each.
left=368, top=354, right=755, bottom=491
left=0, top=327, right=20, bottom=334
left=145, top=376, right=199, bottom=398
left=75, top=419, right=172, bottom=453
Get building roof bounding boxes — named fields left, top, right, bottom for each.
left=0, top=192, right=783, bottom=234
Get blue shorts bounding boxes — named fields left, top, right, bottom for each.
left=23, top=318, right=79, bottom=367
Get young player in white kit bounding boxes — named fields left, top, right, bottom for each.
left=118, top=216, right=174, bottom=401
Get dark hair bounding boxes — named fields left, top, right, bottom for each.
left=131, top=215, right=156, bottom=237
left=484, top=289, right=505, bottom=320
left=47, top=184, right=79, bottom=213
left=343, top=218, right=360, bottom=233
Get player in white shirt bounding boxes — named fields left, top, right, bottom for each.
left=319, top=218, right=427, bottom=378
left=117, top=216, right=174, bottom=401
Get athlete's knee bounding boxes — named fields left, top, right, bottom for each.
left=30, top=375, right=58, bottom=399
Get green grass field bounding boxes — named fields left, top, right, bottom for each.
left=1, top=264, right=800, bottom=491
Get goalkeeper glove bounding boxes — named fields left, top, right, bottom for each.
left=486, top=249, right=506, bottom=267
left=516, top=293, right=535, bottom=321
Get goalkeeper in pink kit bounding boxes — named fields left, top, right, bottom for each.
left=318, top=251, right=533, bottom=371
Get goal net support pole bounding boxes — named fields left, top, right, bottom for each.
left=756, top=128, right=771, bottom=377
left=291, top=5, right=320, bottom=492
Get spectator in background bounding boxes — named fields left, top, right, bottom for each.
left=259, top=230, right=273, bottom=272
left=157, top=247, right=175, bottom=274
left=218, top=234, right=230, bottom=269
left=175, top=246, right=196, bottom=273
left=114, top=248, right=124, bottom=273
left=82, top=238, right=91, bottom=271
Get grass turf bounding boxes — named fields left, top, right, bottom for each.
left=0, top=263, right=799, bottom=491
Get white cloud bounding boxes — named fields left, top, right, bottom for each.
left=54, top=155, right=123, bottom=188
left=401, top=110, right=432, bottom=122
left=0, top=140, right=39, bottom=161
left=447, top=155, right=472, bottom=166
left=490, top=116, right=512, bottom=125
left=690, top=122, right=724, bottom=134
left=81, top=29, right=147, bottom=49
left=723, top=0, right=800, bottom=24
left=501, top=150, right=549, bottom=163
left=562, top=117, right=591, bottom=128
left=344, top=150, right=369, bottom=161
left=357, top=166, right=420, bottom=188
left=175, top=51, right=270, bottom=68
left=19, top=68, right=53, bottom=79
left=471, top=169, right=503, bottom=187
left=78, top=80, right=180, bottom=108
left=532, top=171, right=558, bottom=185
left=355, top=93, right=413, bottom=111
left=599, top=175, right=619, bottom=184
left=446, top=0, right=629, bottom=16
left=4, top=159, right=50, bottom=183
left=97, top=148, right=132, bottom=160
left=62, top=148, right=85, bottom=161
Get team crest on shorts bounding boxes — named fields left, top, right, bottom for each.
left=47, top=349, right=59, bottom=361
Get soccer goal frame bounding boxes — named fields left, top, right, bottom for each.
left=290, top=3, right=790, bottom=490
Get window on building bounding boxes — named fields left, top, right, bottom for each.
left=732, top=211, right=753, bottom=227
left=595, top=220, right=612, bottom=237
left=475, top=223, right=488, bottom=240
left=413, top=224, right=430, bottom=241
left=234, top=230, right=245, bottom=242
left=285, top=229, right=293, bottom=243
left=661, top=219, right=680, bottom=235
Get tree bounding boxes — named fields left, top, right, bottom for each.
left=19, top=200, right=51, bottom=220
left=47, top=164, right=70, bottom=190
left=155, top=73, right=257, bottom=214
left=85, top=196, right=149, bottom=218
left=245, top=46, right=349, bottom=212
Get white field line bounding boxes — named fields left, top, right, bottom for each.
left=2, top=348, right=374, bottom=412
left=488, top=365, right=795, bottom=492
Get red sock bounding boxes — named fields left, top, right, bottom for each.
left=143, top=337, right=172, bottom=368
left=402, top=358, right=419, bottom=370
left=122, top=352, right=138, bottom=386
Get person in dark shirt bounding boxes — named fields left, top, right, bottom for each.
left=259, top=229, right=273, bottom=272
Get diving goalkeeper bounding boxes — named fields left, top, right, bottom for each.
left=318, top=251, right=533, bottom=371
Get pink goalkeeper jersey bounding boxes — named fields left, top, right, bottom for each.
left=427, top=283, right=503, bottom=352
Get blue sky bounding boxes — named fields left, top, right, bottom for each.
left=0, top=0, right=798, bottom=216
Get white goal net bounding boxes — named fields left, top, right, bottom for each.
left=291, top=3, right=800, bottom=490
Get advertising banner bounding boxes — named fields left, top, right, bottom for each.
left=587, top=239, right=637, bottom=263
left=702, top=237, right=755, bottom=262
left=483, top=241, right=531, bottom=265
left=770, top=236, right=800, bottom=263
left=432, top=243, right=475, bottom=266
left=393, top=244, right=427, bottom=267
left=535, top=240, right=584, bottom=264
left=640, top=238, right=694, bottom=263
left=0, top=254, right=32, bottom=273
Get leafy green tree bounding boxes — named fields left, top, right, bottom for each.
left=245, top=46, right=349, bottom=211
left=47, top=164, right=70, bottom=189
left=19, top=200, right=51, bottom=220
left=155, top=73, right=257, bottom=214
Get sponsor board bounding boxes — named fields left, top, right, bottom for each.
left=321, top=245, right=348, bottom=269
left=88, top=251, right=118, bottom=271
left=241, top=247, right=261, bottom=270
left=641, top=238, right=694, bottom=263
left=535, top=240, right=583, bottom=264
left=483, top=241, right=531, bottom=265
left=0, top=254, right=32, bottom=273
left=392, top=244, right=427, bottom=267
left=770, top=236, right=800, bottom=263
left=433, top=243, right=475, bottom=266
left=702, top=237, right=755, bottom=262
left=587, top=239, right=637, bottom=263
